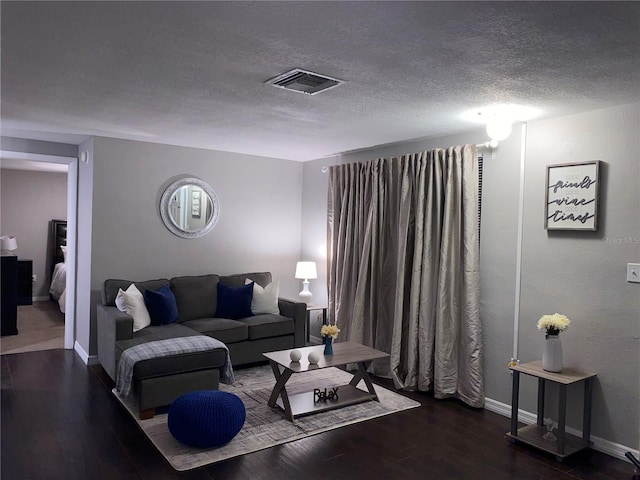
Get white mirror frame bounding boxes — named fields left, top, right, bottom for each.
left=160, top=177, right=221, bottom=238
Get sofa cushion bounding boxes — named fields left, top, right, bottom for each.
left=115, top=283, right=151, bottom=332
left=214, top=282, right=254, bottom=320
left=240, top=314, right=294, bottom=340
left=245, top=278, right=280, bottom=315
left=115, top=324, right=227, bottom=380
left=104, top=278, right=170, bottom=306
left=144, top=285, right=179, bottom=325
left=170, top=274, right=219, bottom=322
left=182, top=318, right=249, bottom=344
left=220, top=272, right=272, bottom=289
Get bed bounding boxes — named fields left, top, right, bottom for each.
left=49, top=219, right=67, bottom=313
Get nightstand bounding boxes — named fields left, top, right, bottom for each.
left=507, top=360, right=596, bottom=461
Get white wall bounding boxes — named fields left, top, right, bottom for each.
left=0, top=169, right=67, bottom=297
left=86, top=137, right=303, bottom=353
left=300, top=102, right=640, bottom=453
left=518, top=103, right=639, bottom=449
left=4, top=101, right=638, bottom=452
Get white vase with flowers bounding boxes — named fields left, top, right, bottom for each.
left=320, top=323, right=340, bottom=355
left=537, top=313, right=571, bottom=372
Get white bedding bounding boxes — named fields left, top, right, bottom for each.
left=49, top=262, right=66, bottom=313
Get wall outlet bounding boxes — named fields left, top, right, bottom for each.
left=32, top=274, right=37, bottom=283
left=627, top=263, right=640, bottom=283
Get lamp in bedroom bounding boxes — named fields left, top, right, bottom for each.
left=295, top=261, right=317, bottom=301
left=0, top=235, right=18, bottom=255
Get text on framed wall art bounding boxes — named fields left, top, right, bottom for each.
left=545, top=161, right=600, bottom=231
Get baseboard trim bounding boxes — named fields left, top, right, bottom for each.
left=32, top=296, right=51, bottom=302
left=484, top=397, right=639, bottom=463
left=73, top=341, right=99, bottom=366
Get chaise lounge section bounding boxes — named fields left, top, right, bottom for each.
left=97, top=271, right=306, bottom=418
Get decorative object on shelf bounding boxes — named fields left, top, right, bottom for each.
left=543, top=417, right=557, bottom=441
left=289, top=349, right=301, bottom=362
left=537, top=313, right=571, bottom=372
left=313, top=387, right=339, bottom=403
left=295, top=261, right=317, bottom=300
left=307, top=350, right=320, bottom=365
left=544, top=161, right=600, bottom=231
left=321, top=323, right=340, bottom=356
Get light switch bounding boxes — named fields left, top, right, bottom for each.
left=627, top=263, right=640, bottom=283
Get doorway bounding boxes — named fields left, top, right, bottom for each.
left=0, top=150, right=78, bottom=351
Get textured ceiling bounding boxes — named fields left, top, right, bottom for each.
left=2, top=1, right=639, bottom=161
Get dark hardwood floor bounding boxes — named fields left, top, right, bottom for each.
left=1, top=349, right=635, bottom=480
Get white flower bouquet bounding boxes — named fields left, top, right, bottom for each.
left=320, top=323, right=340, bottom=339
left=537, top=313, right=570, bottom=338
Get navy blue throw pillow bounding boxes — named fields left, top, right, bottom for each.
left=144, top=285, right=179, bottom=325
left=214, top=282, right=254, bottom=320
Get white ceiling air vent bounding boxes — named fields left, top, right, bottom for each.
left=265, top=68, right=344, bottom=95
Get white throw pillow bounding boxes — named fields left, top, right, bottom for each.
left=60, top=245, right=67, bottom=263
left=245, top=278, right=280, bottom=315
left=115, top=283, right=151, bottom=332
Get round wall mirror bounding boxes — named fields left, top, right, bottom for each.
left=160, top=177, right=220, bottom=238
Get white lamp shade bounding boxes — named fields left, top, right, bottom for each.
left=0, top=236, right=17, bottom=251
left=295, top=261, right=317, bottom=280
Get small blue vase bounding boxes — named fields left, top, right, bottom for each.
left=324, top=338, right=333, bottom=355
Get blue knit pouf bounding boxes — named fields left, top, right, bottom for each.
left=168, top=390, right=246, bottom=448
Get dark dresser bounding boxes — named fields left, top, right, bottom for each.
left=1, top=255, right=18, bottom=336
left=1, top=256, right=33, bottom=336
left=17, top=259, right=33, bottom=305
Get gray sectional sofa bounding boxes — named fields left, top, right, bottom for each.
left=97, top=271, right=306, bottom=418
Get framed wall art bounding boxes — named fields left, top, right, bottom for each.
left=545, top=161, right=600, bottom=231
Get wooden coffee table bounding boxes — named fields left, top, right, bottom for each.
left=263, top=342, right=389, bottom=422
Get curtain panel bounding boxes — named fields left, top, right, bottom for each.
left=327, top=145, right=484, bottom=407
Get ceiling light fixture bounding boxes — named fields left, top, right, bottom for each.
left=463, top=104, right=541, bottom=143
left=486, top=117, right=513, bottom=141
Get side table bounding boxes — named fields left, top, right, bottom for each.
left=507, top=360, right=596, bottom=461
left=305, top=304, right=327, bottom=344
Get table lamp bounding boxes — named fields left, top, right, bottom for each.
left=0, top=235, right=18, bottom=255
left=295, top=261, right=317, bottom=300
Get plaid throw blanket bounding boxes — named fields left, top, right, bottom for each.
left=115, top=336, right=234, bottom=397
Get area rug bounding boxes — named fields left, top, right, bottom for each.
left=113, top=365, right=420, bottom=471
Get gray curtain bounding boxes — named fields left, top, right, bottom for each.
left=327, top=145, right=484, bottom=407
